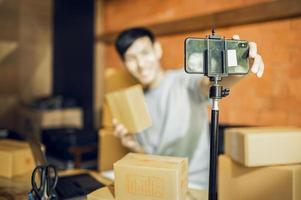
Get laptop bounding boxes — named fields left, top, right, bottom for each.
left=26, top=133, right=104, bottom=200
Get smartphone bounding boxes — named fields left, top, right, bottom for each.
left=184, top=37, right=250, bottom=77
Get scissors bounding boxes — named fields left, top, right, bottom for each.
left=31, top=165, right=58, bottom=200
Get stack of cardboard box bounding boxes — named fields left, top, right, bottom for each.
left=219, top=127, right=301, bottom=200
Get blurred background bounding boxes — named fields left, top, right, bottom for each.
left=0, top=0, right=300, bottom=169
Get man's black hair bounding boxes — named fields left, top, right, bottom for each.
left=115, top=27, right=155, bottom=59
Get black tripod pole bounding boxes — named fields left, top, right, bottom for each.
left=208, top=78, right=229, bottom=200
left=209, top=99, right=219, bottom=200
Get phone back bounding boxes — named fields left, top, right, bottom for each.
left=184, top=37, right=249, bottom=76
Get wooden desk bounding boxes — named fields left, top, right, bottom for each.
left=0, top=169, right=113, bottom=200
left=0, top=170, right=207, bottom=200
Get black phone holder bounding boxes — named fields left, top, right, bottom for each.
left=204, top=30, right=230, bottom=78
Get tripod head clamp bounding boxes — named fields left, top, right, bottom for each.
left=209, top=85, right=230, bottom=100
left=207, top=28, right=224, bottom=40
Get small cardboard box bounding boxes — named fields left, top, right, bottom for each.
left=104, top=68, right=138, bottom=94
left=218, top=155, right=301, bottom=200
left=0, top=139, right=35, bottom=178
left=98, top=128, right=130, bottom=172
left=105, top=85, right=152, bottom=133
left=102, top=68, right=138, bottom=128
left=87, top=186, right=115, bottom=200
left=114, top=153, right=188, bottom=200
left=225, top=127, right=301, bottom=167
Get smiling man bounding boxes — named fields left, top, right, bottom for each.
left=112, top=27, right=264, bottom=189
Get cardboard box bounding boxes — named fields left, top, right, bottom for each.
left=87, top=186, right=115, bottom=200
left=98, top=128, right=130, bottom=172
left=17, top=107, right=83, bottom=136
left=105, top=85, right=152, bottom=133
left=104, top=68, right=138, bottom=94
left=114, top=153, right=188, bottom=200
left=218, top=155, right=301, bottom=200
left=102, top=68, right=138, bottom=128
left=225, top=127, right=301, bottom=167
left=0, top=139, right=35, bottom=178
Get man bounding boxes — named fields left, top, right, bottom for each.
left=112, top=27, right=264, bottom=189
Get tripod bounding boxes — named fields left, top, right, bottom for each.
left=208, top=76, right=230, bottom=200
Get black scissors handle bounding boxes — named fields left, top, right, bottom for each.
left=45, top=165, right=58, bottom=194
left=31, top=165, right=46, bottom=197
left=31, top=165, right=58, bottom=199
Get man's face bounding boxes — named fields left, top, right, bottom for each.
left=123, top=37, right=162, bottom=87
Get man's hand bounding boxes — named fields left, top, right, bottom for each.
left=112, top=118, right=144, bottom=153
left=199, top=35, right=265, bottom=97
left=209, top=35, right=265, bottom=90
left=232, top=35, right=265, bottom=77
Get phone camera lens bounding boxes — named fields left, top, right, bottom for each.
left=238, top=42, right=247, bottom=48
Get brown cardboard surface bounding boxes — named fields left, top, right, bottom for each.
left=98, top=128, right=130, bottom=172
left=0, top=139, right=35, bottom=178
left=105, top=85, right=152, bottom=133
left=104, top=68, right=138, bottom=94
left=114, top=153, right=188, bottom=200
left=102, top=68, right=138, bottom=128
left=218, top=155, right=301, bottom=200
left=225, top=127, right=301, bottom=167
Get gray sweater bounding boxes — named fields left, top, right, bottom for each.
left=136, top=69, right=210, bottom=189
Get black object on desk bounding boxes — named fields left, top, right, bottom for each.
left=55, top=173, right=104, bottom=200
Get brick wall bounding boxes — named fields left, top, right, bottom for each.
left=101, top=0, right=301, bottom=127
